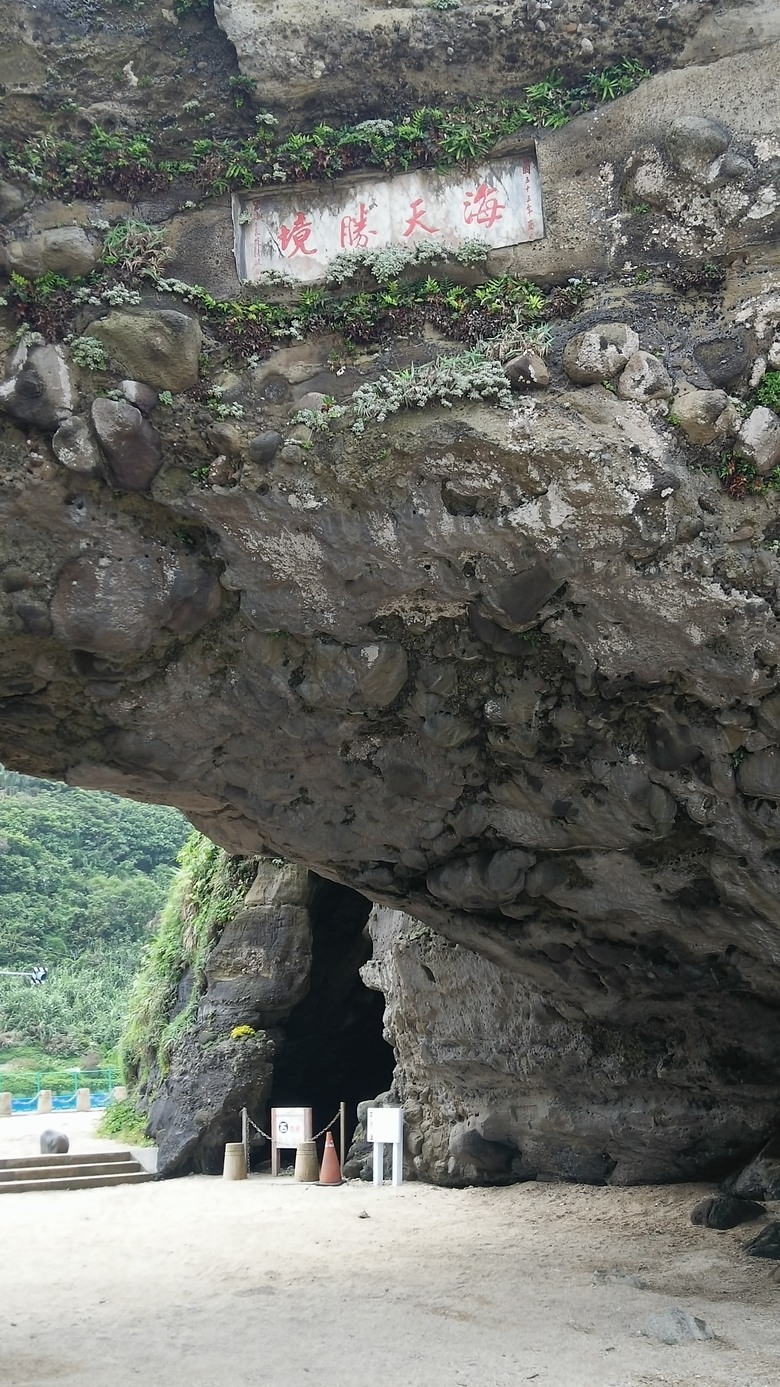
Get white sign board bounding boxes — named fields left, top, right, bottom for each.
left=272, top=1106, right=312, bottom=1148
left=366, top=1106, right=404, bottom=1144
left=234, top=155, right=544, bottom=284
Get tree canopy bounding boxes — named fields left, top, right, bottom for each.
left=0, top=767, right=190, bottom=1057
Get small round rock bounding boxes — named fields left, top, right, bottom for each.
left=121, top=380, right=159, bottom=414
left=248, top=430, right=283, bottom=465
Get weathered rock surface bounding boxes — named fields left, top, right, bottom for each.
left=212, top=0, right=706, bottom=120
left=3, top=0, right=780, bottom=1189
left=148, top=1031, right=275, bottom=1177
left=726, top=1132, right=780, bottom=1200
left=5, top=372, right=780, bottom=1180
left=0, top=345, right=75, bottom=431
left=671, top=389, right=731, bottom=445
left=358, top=906, right=780, bottom=1186
left=739, top=406, right=780, bottom=474
left=745, top=1222, right=780, bottom=1259
left=204, top=861, right=313, bottom=1028
left=52, top=415, right=102, bottom=475
left=90, top=312, right=201, bottom=394
left=1, top=227, right=97, bottom=278
left=562, top=324, right=639, bottom=384
left=90, top=398, right=163, bottom=491
left=145, top=860, right=391, bottom=1176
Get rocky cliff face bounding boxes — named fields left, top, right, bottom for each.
left=3, top=0, right=780, bottom=1184
left=132, top=847, right=391, bottom=1175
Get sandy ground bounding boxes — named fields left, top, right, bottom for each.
left=1, top=1114, right=779, bottom=1387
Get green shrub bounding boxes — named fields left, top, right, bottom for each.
left=756, top=371, right=780, bottom=412
left=97, top=1097, right=152, bottom=1145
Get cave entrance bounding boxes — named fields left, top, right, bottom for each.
left=268, top=878, right=395, bottom=1163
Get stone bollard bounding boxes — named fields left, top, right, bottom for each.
left=76, top=1087, right=91, bottom=1112
left=294, top=1140, right=320, bottom=1183
left=37, top=1089, right=53, bottom=1114
left=112, top=1085, right=128, bottom=1102
left=0, top=1091, right=11, bottom=1117
left=223, top=1142, right=247, bottom=1181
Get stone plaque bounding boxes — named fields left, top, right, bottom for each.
left=233, top=155, right=544, bottom=283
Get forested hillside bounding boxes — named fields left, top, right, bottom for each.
left=0, top=768, right=189, bottom=1059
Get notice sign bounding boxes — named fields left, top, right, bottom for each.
left=233, top=154, right=544, bottom=284
left=366, top=1107, right=404, bottom=1145
left=272, top=1107, right=312, bottom=1148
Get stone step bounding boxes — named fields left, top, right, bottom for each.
left=0, top=1157, right=141, bottom=1184
left=0, top=1168, right=154, bottom=1194
left=0, top=1148, right=133, bottom=1171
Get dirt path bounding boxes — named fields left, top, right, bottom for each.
left=0, top=1114, right=778, bottom=1387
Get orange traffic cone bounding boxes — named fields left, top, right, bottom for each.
left=318, top=1131, right=343, bottom=1186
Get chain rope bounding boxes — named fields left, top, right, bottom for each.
left=245, top=1110, right=341, bottom=1144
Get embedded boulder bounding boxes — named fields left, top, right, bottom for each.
left=0, top=345, right=75, bottom=432
left=504, top=353, right=550, bottom=391
left=52, top=415, right=102, bottom=475
left=90, top=311, right=201, bottom=393
left=671, top=388, right=732, bottom=445
left=664, top=116, right=731, bottom=181
left=50, top=544, right=223, bottom=657
left=90, top=398, right=163, bottom=491
left=738, top=406, right=780, bottom=474
left=562, top=324, right=639, bottom=384
left=616, top=350, right=673, bottom=402
left=1, top=227, right=97, bottom=278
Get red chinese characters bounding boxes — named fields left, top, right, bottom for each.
left=463, top=183, right=506, bottom=230
left=403, top=197, right=439, bottom=238
left=279, top=212, right=317, bottom=258
left=339, top=202, right=377, bottom=250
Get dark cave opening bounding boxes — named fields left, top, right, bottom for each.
left=267, top=878, right=395, bottom=1166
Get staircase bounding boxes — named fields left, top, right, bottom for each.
left=0, top=1149, right=154, bottom=1194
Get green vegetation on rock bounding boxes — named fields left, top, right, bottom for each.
left=120, top=833, right=257, bottom=1087
left=0, top=62, right=650, bottom=201
left=756, top=371, right=780, bottom=412
left=5, top=264, right=589, bottom=366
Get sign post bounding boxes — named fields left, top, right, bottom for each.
left=366, top=1107, right=404, bottom=1187
left=270, top=1107, right=313, bottom=1176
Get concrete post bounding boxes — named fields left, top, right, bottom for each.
left=37, top=1089, right=53, bottom=1114
left=223, top=1142, right=247, bottom=1180
left=112, top=1085, right=128, bottom=1102
left=0, top=1091, right=12, bottom=1117
left=76, top=1087, right=91, bottom=1112
left=294, top=1140, right=320, bottom=1182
